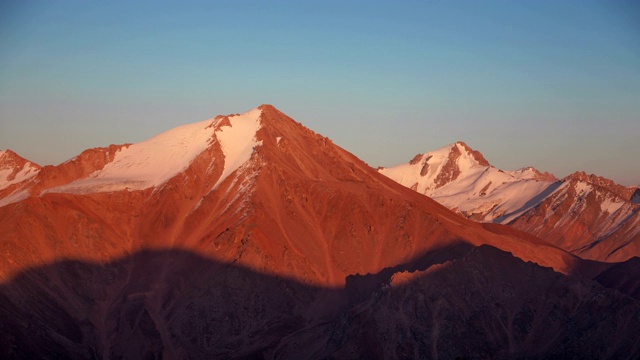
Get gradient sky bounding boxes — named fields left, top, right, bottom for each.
left=1, top=1, right=639, bottom=185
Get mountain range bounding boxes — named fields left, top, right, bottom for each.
left=1, top=105, right=639, bottom=359
left=379, top=142, right=640, bottom=263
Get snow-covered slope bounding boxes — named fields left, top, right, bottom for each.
left=511, top=173, right=640, bottom=262
left=0, top=150, right=41, bottom=208
left=0, top=150, right=40, bottom=191
left=381, top=142, right=640, bottom=262
left=379, top=142, right=558, bottom=223
left=213, top=108, right=263, bottom=188
left=46, top=108, right=262, bottom=194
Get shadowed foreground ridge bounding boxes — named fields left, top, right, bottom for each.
left=1, top=105, right=640, bottom=359
left=1, top=246, right=640, bottom=360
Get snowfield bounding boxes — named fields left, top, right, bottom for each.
left=379, top=142, right=559, bottom=223
left=47, top=108, right=263, bottom=194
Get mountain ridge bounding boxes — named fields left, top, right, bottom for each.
left=380, top=141, right=640, bottom=262
left=2, top=104, right=639, bottom=358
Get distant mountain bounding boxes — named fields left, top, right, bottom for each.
left=0, top=149, right=41, bottom=206
left=2, top=106, right=639, bottom=359
left=512, top=171, right=640, bottom=262
left=380, top=142, right=640, bottom=262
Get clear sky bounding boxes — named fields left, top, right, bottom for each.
left=1, top=1, right=639, bottom=185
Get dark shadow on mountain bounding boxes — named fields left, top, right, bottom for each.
left=344, top=241, right=475, bottom=305
left=573, top=208, right=640, bottom=256
left=595, top=256, right=640, bottom=300
left=2, top=245, right=640, bottom=360
left=495, top=181, right=563, bottom=224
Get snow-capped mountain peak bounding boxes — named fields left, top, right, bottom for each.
left=45, top=107, right=263, bottom=194
left=380, top=142, right=559, bottom=223
left=0, top=149, right=41, bottom=191
left=383, top=143, right=640, bottom=263
left=384, top=141, right=490, bottom=194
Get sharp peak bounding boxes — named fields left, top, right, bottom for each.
left=1, top=149, right=22, bottom=158
left=407, top=141, right=491, bottom=168
left=452, top=140, right=471, bottom=148
left=563, top=171, right=620, bottom=188
left=448, top=141, right=490, bottom=167
left=564, top=171, right=608, bottom=183
left=257, top=104, right=289, bottom=120
left=0, top=149, right=41, bottom=167
left=514, top=165, right=544, bottom=174
left=230, top=104, right=289, bottom=122
left=563, top=171, right=638, bottom=199
left=513, top=166, right=558, bottom=182
left=257, top=103, right=279, bottom=112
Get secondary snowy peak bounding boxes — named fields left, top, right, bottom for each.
left=379, top=142, right=557, bottom=223
left=510, top=166, right=557, bottom=182
left=47, top=107, right=263, bottom=194
left=564, top=171, right=638, bottom=201
left=0, top=150, right=41, bottom=191
left=381, top=141, right=489, bottom=193
left=510, top=176, right=640, bottom=262
left=382, top=142, right=640, bottom=262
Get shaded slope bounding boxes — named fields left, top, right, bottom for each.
left=308, top=245, right=640, bottom=360
left=1, top=247, right=639, bottom=359
left=3, top=105, right=638, bottom=359
left=510, top=173, right=640, bottom=262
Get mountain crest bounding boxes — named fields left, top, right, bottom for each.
left=454, top=141, right=490, bottom=167
left=380, top=142, right=561, bottom=224
left=0, top=149, right=41, bottom=192
left=564, top=171, right=637, bottom=201
left=511, top=166, right=558, bottom=182
left=382, top=144, right=640, bottom=263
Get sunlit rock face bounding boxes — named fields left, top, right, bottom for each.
left=2, top=105, right=639, bottom=359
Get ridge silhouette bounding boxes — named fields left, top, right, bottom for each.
left=2, top=245, right=640, bottom=359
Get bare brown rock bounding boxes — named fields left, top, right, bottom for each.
left=419, top=155, right=432, bottom=176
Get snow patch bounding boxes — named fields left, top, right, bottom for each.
left=212, top=108, right=263, bottom=189
left=0, top=189, right=29, bottom=208
left=0, top=151, right=40, bottom=191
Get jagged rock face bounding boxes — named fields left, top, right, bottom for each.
left=509, top=178, right=640, bottom=262
left=0, top=150, right=41, bottom=186
left=0, top=150, right=41, bottom=204
left=381, top=143, right=640, bottom=262
left=1, top=105, right=639, bottom=358
left=456, top=141, right=490, bottom=167
left=566, top=171, right=638, bottom=201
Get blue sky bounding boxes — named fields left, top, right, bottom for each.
left=1, top=1, right=639, bottom=185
